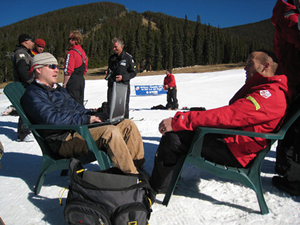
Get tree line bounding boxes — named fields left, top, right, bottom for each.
left=0, top=2, right=273, bottom=83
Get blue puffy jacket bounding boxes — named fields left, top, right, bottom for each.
left=21, top=81, right=92, bottom=153
left=22, top=81, right=91, bottom=125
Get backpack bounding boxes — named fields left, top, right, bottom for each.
left=64, top=158, right=155, bottom=225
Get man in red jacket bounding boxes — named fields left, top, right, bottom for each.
left=63, top=30, right=88, bottom=105
left=149, top=50, right=290, bottom=193
left=164, top=70, right=178, bottom=110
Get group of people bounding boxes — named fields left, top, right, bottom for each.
left=13, top=32, right=140, bottom=174
left=10, top=0, right=300, bottom=206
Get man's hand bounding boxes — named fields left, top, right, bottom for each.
left=90, top=115, right=102, bottom=124
left=116, top=75, right=123, bottom=82
left=159, top=117, right=173, bottom=135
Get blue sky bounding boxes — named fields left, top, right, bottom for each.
left=0, top=0, right=277, bottom=28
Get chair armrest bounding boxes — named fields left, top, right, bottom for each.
left=196, top=127, right=284, bottom=140
left=189, top=126, right=283, bottom=157
left=27, top=124, right=89, bottom=135
left=27, top=124, right=98, bottom=155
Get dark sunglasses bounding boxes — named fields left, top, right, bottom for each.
left=37, top=45, right=45, bottom=48
left=45, top=64, right=59, bottom=70
left=68, top=37, right=74, bottom=41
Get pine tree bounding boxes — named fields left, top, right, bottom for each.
left=194, top=15, right=203, bottom=65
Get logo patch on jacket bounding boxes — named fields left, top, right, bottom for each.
left=260, top=90, right=271, bottom=99
left=120, top=60, right=126, bottom=66
left=19, top=54, right=25, bottom=58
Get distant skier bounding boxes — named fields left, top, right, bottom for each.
left=163, top=70, right=178, bottom=110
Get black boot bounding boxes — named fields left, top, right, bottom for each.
left=275, top=145, right=293, bottom=176
left=272, top=161, right=300, bottom=195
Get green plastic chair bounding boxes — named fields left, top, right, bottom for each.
left=4, top=82, right=111, bottom=194
left=162, top=98, right=300, bottom=215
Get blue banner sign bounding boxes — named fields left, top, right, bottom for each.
left=134, top=85, right=167, bottom=95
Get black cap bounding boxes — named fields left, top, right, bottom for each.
left=18, top=34, right=33, bottom=45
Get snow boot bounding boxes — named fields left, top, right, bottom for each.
left=275, top=145, right=293, bottom=176
left=272, top=160, right=300, bottom=196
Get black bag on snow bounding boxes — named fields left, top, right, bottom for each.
left=64, top=158, right=155, bottom=225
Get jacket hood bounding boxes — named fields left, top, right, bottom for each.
left=272, top=0, right=297, bottom=25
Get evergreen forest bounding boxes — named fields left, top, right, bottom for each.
left=0, top=2, right=274, bottom=83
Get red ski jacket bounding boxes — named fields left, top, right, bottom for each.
left=164, top=73, right=176, bottom=88
left=172, top=72, right=289, bottom=167
left=64, top=45, right=88, bottom=76
left=272, top=0, right=300, bottom=96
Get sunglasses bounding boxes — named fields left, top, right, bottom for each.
left=45, top=64, right=59, bottom=70
left=37, top=45, right=45, bottom=48
left=68, top=37, right=74, bottom=41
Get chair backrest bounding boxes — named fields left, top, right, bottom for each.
left=3, top=82, right=30, bottom=127
left=4, top=82, right=60, bottom=159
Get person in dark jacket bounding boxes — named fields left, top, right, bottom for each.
left=63, top=30, right=88, bottom=106
left=13, top=33, right=35, bottom=142
left=22, top=52, right=145, bottom=174
left=106, top=38, right=137, bottom=118
left=149, top=50, right=290, bottom=194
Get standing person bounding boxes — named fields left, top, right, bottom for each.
left=22, top=52, right=145, bottom=174
left=149, top=50, right=290, bottom=193
left=12, top=33, right=35, bottom=142
left=106, top=38, right=137, bottom=119
left=271, top=0, right=300, bottom=195
left=31, top=39, right=46, bottom=55
left=63, top=30, right=88, bottom=106
left=163, top=70, right=178, bottom=110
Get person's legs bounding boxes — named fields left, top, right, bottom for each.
left=172, top=88, right=178, bottom=109
left=115, top=119, right=145, bottom=168
left=150, top=131, right=194, bottom=193
left=166, top=90, right=172, bottom=109
left=149, top=132, right=241, bottom=193
left=273, top=133, right=300, bottom=195
left=59, top=120, right=141, bottom=173
left=201, top=134, right=242, bottom=167
left=66, top=74, right=84, bottom=105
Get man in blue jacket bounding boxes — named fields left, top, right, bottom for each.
left=21, top=52, right=144, bottom=174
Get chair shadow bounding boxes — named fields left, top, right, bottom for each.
left=0, top=152, right=101, bottom=224
left=167, top=156, right=300, bottom=212
left=27, top=192, right=68, bottom=225
left=152, top=143, right=300, bottom=211
left=0, top=120, right=18, bottom=141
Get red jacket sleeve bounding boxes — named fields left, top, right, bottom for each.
left=172, top=84, right=286, bottom=133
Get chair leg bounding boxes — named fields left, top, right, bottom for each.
left=253, top=178, right=269, bottom=214
left=162, top=156, right=186, bottom=206
left=34, top=170, right=47, bottom=195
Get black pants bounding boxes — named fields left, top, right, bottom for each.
left=66, top=64, right=85, bottom=106
left=149, top=131, right=242, bottom=193
left=166, top=88, right=178, bottom=109
left=275, top=118, right=300, bottom=175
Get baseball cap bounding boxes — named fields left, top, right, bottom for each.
left=18, top=34, right=33, bottom=45
left=35, top=39, right=46, bottom=48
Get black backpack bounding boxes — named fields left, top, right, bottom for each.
left=64, top=158, right=155, bottom=225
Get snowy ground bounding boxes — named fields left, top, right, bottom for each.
left=0, top=69, right=299, bottom=224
